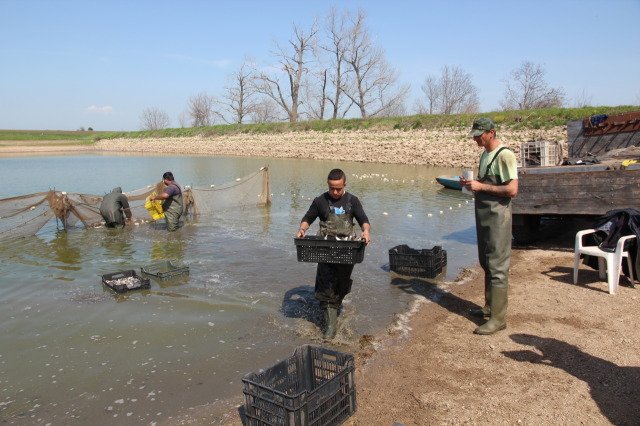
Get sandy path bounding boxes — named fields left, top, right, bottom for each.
left=345, top=245, right=640, bottom=425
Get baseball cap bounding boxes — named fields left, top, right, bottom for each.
left=468, top=117, right=496, bottom=137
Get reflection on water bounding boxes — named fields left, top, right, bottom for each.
left=0, top=154, right=478, bottom=423
left=281, top=285, right=321, bottom=326
left=150, top=237, right=186, bottom=262
left=50, top=230, right=83, bottom=268
left=101, top=228, right=135, bottom=261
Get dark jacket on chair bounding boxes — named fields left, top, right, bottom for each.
left=589, top=208, right=640, bottom=280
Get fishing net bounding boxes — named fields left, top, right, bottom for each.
left=0, top=166, right=271, bottom=241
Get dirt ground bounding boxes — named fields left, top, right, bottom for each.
left=343, top=222, right=640, bottom=426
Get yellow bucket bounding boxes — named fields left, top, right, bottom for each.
left=145, top=194, right=165, bottom=220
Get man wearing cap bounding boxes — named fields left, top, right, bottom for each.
left=461, top=118, right=518, bottom=335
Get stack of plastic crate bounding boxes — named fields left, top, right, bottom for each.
left=520, top=140, right=558, bottom=167
left=242, top=345, right=356, bottom=425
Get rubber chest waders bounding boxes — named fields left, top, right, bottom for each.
left=163, top=183, right=183, bottom=232
left=318, top=194, right=356, bottom=238
left=474, top=148, right=511, bottom=330
left=315, top=194, right=356, bottom=309
left=100, top=188, right=127, bottom=228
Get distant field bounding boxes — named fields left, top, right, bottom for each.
left=0, top=130, right=108, bottom=145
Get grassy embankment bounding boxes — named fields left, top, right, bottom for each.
left=0, top=129, right=109, bottom=146
left=1, top=106, right=638, bottom=144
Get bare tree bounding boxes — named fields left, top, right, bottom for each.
left=255, top=22, right=318, bottom=122
left=342, top=10, right=409, bottom=118
left=250, top=98, right=283, bottom=123
left=320, top=7, right=353, bottom=119
left=420, top=66, right=479, bottom=114
left=572, top=88, right=593, bottom=108
left=303, top=68, right=329, bottom=120
left=178, top=111, right=190, bottom=128
left=187, top=92, right=217, bottom=127
left=221, top=59, right=258, bottom=124
left=379, top=95, right=407, bottom=117
left=500, top=61, right=565, bottom=110
left=420, top=75, right=441, bottom=114
left=140, top=107, right=170, bottom=130
left=413, top=98, right=429, bottom=115
left=439, top=66, right=479, bottom=114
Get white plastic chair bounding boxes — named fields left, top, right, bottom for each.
left=573, top=229, right=636, bottom=294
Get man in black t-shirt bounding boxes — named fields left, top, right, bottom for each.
left=296, top=168, right=371, bottom=339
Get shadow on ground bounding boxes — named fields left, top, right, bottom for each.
left=513, top=216, right=595, bottom=250
left=390, top=277, right=484, bottom=326
left=542, top=258, right=636, bottom=293
left=504, top=333, right=640, bottom=425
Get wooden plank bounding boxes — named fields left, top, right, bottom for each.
left=512, top=168, right=640, bottom=215
left=567, top=118, right=640, bottom=158
left=519, top=177, right=638, bottom=190
left=520, top=164, right=609, bottom=174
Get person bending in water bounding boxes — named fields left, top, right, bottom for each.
left=99, top=187, right=132, bottom=228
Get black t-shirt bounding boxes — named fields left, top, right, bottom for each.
left=302, top=192, right=369, bottom=228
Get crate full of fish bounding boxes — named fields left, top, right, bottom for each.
left=294, top=236, right=366, bottom=264
left=101, top=270, right=151, bottom=293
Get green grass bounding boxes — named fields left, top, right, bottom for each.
left=0, top=129, right=110, bottom=143
left=2, top=105, right=638, bottom=143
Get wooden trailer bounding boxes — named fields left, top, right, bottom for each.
left=512, top=111, right=640, bottom=242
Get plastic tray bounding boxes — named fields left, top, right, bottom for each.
left=389, top=244, right=447, bottom=278
left=141, top=260, right=189, bottom=279
left=294, top=236, right=366, bottom=264
left=242, top=345, right=356, bottom=426
left=101, top=270, right=151, bottom=293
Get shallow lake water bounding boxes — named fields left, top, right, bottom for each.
left=0, top=153, right=477, bottom=424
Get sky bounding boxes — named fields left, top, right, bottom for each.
left=1, top=0, right=639, bottom=131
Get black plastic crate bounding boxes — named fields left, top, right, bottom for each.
left=388, top=244, right=447, bottom=278
left=294, top=236, right=366, bottom=264
left=242, top=345, right=356, bottom=426
left=141, top=260, right=189, bottom=279
left=101, top=270, right=150, bottom=293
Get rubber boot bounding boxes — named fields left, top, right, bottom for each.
left=474, top=286, right=507, bottom=335
left=469, top=305, right=491, bottom=318
left=469, top=278, right=491, bottom=317
left=323, top=307, right=338, bottom=339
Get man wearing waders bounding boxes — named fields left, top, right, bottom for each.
left=99, top=187, right=132, bottom=228
left=461, top=118, right=518, bottom=335
left=150, top=171, right=183, bottom=232
left=296, top=169, right=371, bottom=339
